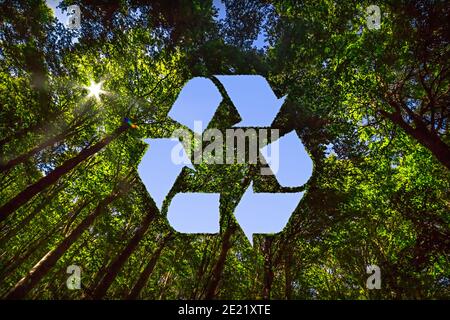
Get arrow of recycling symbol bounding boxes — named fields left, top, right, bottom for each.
left=234, top=131, right=312, bottom=245
left=215, top=75, right=286, bottom=127
left=138, top=76, right=313, bottom=246
left=138, top=138, right=221, bottom=234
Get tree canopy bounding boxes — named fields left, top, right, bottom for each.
left=0, top=0, right=449, bottom=299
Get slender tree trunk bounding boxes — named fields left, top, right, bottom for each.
left=0, top=222, right=61, bottom=282
left=126, top=233, right=173, bottom=300
left=82, top=253, right=113, bottom=299
left=44, top=236, right=91, bottom=299
left=0, top=182, right=65, bottom=243
left=0, top=119, right=86, bottom=174
left=284, top=250, right=292, bottom=299
left=262, top=237, right=273, bottom=300
left=204, top=224, right=236, bottom=299
left=0, top=110, right=62, bottom=149
left=83, top=213, right=139, bottom=298
left=0, top=124, right=129, bottom=222
left=0, top=157, right=97, bottom=241
left=3, top=185, right=125, bottom=300
left=191, top=237, right=213, bottom=299
left=90, top=211, right=157, bottom=299
left=62, top=205, right=89, bottom=236
left=158, top=271, right=172, bottom=299
left=0, top=199, right=86, bottom=281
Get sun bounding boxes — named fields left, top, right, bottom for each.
left=85, top=80, right=106, bottom=100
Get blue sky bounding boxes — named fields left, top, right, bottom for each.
left=46, top=0, right=68, bottom=24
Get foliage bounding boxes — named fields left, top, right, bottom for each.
left=0, top=0, right=448, bottom=299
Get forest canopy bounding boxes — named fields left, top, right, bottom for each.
left=0, top=0, right=449, bottom=299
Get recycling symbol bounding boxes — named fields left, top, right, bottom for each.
left=138, top=75, right=313, bottom=245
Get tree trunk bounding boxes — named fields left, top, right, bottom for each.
left=0, top=221, right=62, bottom=282
left=408, top=126, right=450, bottom=170
left=126, top=233, right=172, bottom=300
left=381, top=110, right=450, bottom=170
left=1, top=202, right=86, bottom=280
left=191, top=237, right=213, bottom=299
left=284, top=250, right=292, bottom=299
left=262, top=237, right=273, bottom=300
left=204, top=224, right=236, bottom=299
left=90, top=211, right=157, bottom=299
left=0, top=124, right=129, bottom=222
left=0, top=118, right=87, bottom=174
left=0, top=110, right=62, bottom=149
left=0, top=182, right=65, bottom=243
left=3, top=186, right=124, bottom=300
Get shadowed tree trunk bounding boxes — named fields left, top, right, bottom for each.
left=284, top=249, right=292, bottom=299
left=262, top=237, right=274, bottom=300
left=0, top=124, right=129, bottom=222
left=0, top=106, right=63, bottom=150
left=0, top=215, right=70, bottom=282
left=0, top=182, right=66, bottom=243
left=3, top=181, right=129, bottom=300
left=379, top=107, right=450, bottom=170
left=89, top=210, right=157, bottom=299
left=0, top=194, right=89, bottom=281
left=204, top=223, right=237, bottom=299
left=0, top=115, right=90, bottom=174
left=126, top=233, right=173, bottom=300
left=191, top=237, right=216, bottom=299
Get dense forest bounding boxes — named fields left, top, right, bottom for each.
left=0, top=0, right=449, bottom=300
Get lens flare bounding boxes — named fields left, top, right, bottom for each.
left=85, top=80, right=105, bottom=100
left=124, top=117, right=138, bottom=129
